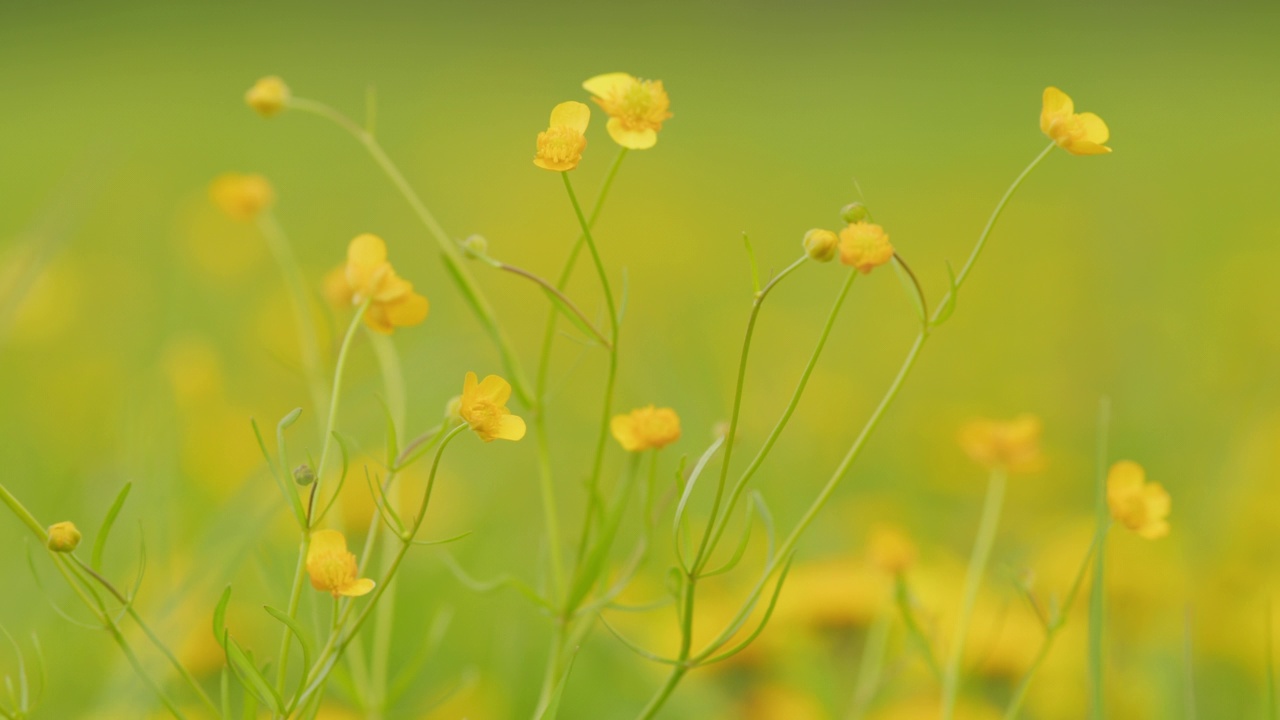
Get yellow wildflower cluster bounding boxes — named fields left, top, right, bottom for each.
left=611, top=405, right=681, bottom=452
left=958, top=414, right=1044, bottom=473
left=1106, top=460, right=1170, bottom=539
left=306, top=530, right=374, bottom=598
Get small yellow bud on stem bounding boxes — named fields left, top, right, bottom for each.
left=46, top=521, right=81, bottom=553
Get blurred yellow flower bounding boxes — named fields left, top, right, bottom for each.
left=838, top=221, right=894, bottom=274
left=867, top=524, right=917, bottom=575
left=958, top=414, right=1044, bottom=474
left=306, top=529, right=375, bottom=598
left=1040, top=86, right=1111, bottom=156
left=460, top=372, right=526, bottom=442
left=322, top=265, right=354, bottom=309
left=610, top=405, right=681, bottom=452
left=344, top=233, right=429, bottom=334
left=208, top=173, right=275, bottom=222
left=802, top=228, right=839, bottom=263
left=1106, top=460, right=1170, bottom=539
left=245, top=75, right=290, bottom=118
left=582, top=72, right=672, bottom=150
left=534, top=101, right=590, bottom=171
left=46, top=521, right=81, bottom=552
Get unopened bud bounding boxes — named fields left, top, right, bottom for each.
left=461, top=234, right=489, bottom=259
left=840, top=202, right=870, bottom=224
left=293, top=464, right=316, bottom=486
left=802, top=228, right=839, bottom=263
left=47, top=521, right=81, bottom=553
left=245, top=76, right=291, bottom=118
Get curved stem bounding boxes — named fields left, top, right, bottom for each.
left=288, top=97, right=534, bottom=407
left=498, top=262, right=611, bottom=350
left=941, top=469, right=1007, bottom=719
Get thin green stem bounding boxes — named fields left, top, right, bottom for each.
left=691, top=255, right=809, bottom=575
left=0, top=484, right=48, bottom=542
left=895, top=573, right=943, bottom=680
left=498, top=262, right=611, bottom=350
left=258, top=211, right=329, bottom=429
left=848, top=612, right=892, bottom=720
left=1089, top=397, right=1112, bottom=720
left=701, top=267, right=856, bottom=567
left=560, top=172, right=620, bottom=578
left=941, top=468, right=1007, bottom=720
left=288, top=97, right=534, bottom=407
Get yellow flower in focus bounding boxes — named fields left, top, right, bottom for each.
left=344, top=234, right=429, bottom=334
left=534, top=101, right=590, bottom=171
left=838, top=221, right=894, bottom=274
left=802, top=228, right=839, bottom=263
left=1107, top=460, right=1170, bottom=539
left=610, top=405, right=681, bottom=452
left=46, top=521, right=81, bottom=553
left=1041, top=87, right=1111, bottom=156
left=306, top=529, right=375, bottom=598
left=209, top=173, right=275, bottom=222
left=460, top=372, right=526, bottom=442
left=958, top=414, right=1044, bottom=474
left=867, top=524, right=916, bottom=575
left=582, top=72, right=673, bottom=150
left=245, top=76, right=290, bottom=118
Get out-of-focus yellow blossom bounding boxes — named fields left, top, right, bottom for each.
left=460, top=372, right=526, bottom=442
left=740, top=684, right=826, bottom=720
left=533, top=101, right=590, bottom=171
left=611, top=405, right=681, bottom=452
left=245, top=76, right=290, bottom=118
left=867, top=524, right=917, bottom=575
left=802, top=228, right=839, bottom=263
left=958, top=414, right=1044, bottom=473
left=46, top=521, right=81, bottom=552
left=1040, top=87, right=1111, bottom=156
left=773, top=558, right=888, bottom=630
left=306, top=530, right=375, bottom=598
left=838, top=221, right=894, bottom=274
left=582, top=72, right=673, bottom=150
left=344, top=233, right=429, bottom=334
left=322, top=265, right=354, bottom=309
left=1106, top=460, right=1170, bottom=539
left=208, top=173, right=275, bottom=222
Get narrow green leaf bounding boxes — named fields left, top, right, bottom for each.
left=536, top=644, right=580, bottom=720
left=212, top=586, right=231, bottom=650
left=91, top=482, right=132, bottom=571
left=377, top=395, right=400, bottom=468
left=932, top=261, right=959, bottom=327
left=224, top=634, right=282, bottom=713
left=263, top=605, right=314, bottom=692
left=540, top=288, right=602, bottom=346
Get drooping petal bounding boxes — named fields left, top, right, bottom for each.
left=583, top=72, right=635, bottom=99
left=1040, top=86, right=1073, bottom=134
left=1076, top=112, right=1110, bottom=144
left=550, top=101, right=591, bottom=134
left=362, top=304, right=394, bottom=334
left=1067, top=141, right=1112, bottom=156
left=605, top=118, right=658, bottom=150
left=495, top=414, right=527, bottom=442
left=339, top=578, right=376, bottom=597
left=382, top=291, right=430, bottom=328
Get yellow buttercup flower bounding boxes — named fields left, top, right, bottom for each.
left=344, top=234, right=429, bottom=334
left=1106, top=460, right=1170, bottom=539
left=534, top=102, right=590, bottom=171
left=46, top=521, right=81, bottom=553
left=1041, top=87, right=1111, bottom=156
left=610, top=405, right=681, bottom=452
left=867, top=524, right=916, bottom=576
left=245, top=76, right=290, bottom=118
left=958, top=414, right=1044, bottom=474
left=460, top=372, right=526, bottom=442
left=583, top=73, right=672, bottom=150
left=838, top=221, right=894, bottom=274
left=802, top=228, right=839, bottom=263
left=209, top=173, right=275, bottom=222
left=306, top=530, right=375, bottom=598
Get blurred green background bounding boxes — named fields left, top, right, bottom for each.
left=2, top=0, right=1278, bottom=717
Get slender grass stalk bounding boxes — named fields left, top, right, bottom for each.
left=287, top=96, right=534, bottom=407
left=1089, top=397, right=1112, bottom=720
left=895, top=573, right=943, bottom=680
left=276, top=300, right=369, bottom=699
left=257, top=211, right=328, bottom=427
left=941, top=468, right=1007, bottom=719
left=637, top=143, right=1056, bottom=717
left=848, top=612, right=892, bottom=720
left=1184, top=605, right=1197, bottom=720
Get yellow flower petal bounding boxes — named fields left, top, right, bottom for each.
left=550, top=101, right=591, bottom=134
left=605, top=118, right=658, bottom=150
left=495, top=414, right=527, bottom=442
left=1040, top=86, right=1073, bottom=134
left=346, top=233, right=388, bottom=297
left=476, top=374, right=512, bottom=406
left=339, top=578, right=376, bottom=597
left=583, top=72, right=635, bottom=98
left=310, top=528, right=347, bottom=556
left=1076, top=112, right=1110, bottom=144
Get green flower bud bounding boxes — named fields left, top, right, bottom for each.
left=840, top=202, right=870, bottom=224
left=293, top=464, right=316, bottom=486
left=802, top=228, right=839, bottom=263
